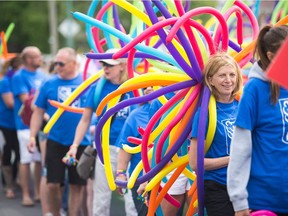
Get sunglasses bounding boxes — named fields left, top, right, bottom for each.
left=54, top=61, right=66, bottom=67
left=101, top=62, right=116, bottom=68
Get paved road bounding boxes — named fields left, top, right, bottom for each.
left=0, top=175, right=126, bottom=216
left=0, top=184, right=42, bottom=216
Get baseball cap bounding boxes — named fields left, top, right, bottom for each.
left=99, top=48, right=126, bottom=65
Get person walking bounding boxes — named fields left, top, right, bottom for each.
left=65, top=48, right=137, bottom=216
left=227, top=25, right=288, bottom=216
left=0, top=55, right=22, bottom=199
left=28, top=47, right=91, bottom=216
left=11, top=46, right=46, bottom=206
left=189, top=53, right=243, bottom=216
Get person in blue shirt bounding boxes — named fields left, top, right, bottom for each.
left=189, top=53, right=243, bottom=216
left=227, top=25, right=288, bottom=216
left=0, top=55, right=22, bottom=199
left=11, top=46, right=46, bottom=206
left=65, top=48, right=137, bottom=216
left=27, top=47, right=91, bottom=216
left=115, top=86, right=153, bottom=216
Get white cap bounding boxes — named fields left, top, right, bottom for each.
left=99, top=48, right=126, bottom=65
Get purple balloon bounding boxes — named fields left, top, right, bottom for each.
left=196, top=86, right=210, bottom=216
left=152, top=0, right=203, bottom=82
left=95, top=80, right=197, bottom=162
left=184, top=0, right=191, bottom=12
left=143, top=1, right=200, bottom=81
left=112, top=5, right=126, bottom=48
left=86, top=52, right=163, bottom=61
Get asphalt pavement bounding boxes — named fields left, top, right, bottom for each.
left=0, top=183, right=42, bottom=216
left=0, top=174, right=126, bottom=216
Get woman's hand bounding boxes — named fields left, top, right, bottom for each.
left=66, top=144, right=78, bottom=159
left=235, top=209, right=250, bottom=216
left=27, top=137, right=37, bottom=153
left=116, top=174, right=127, bottom=196
left=137, top=181, right=148, bottom=196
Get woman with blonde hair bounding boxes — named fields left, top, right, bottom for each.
left=189, top=52, right=242, bottom=216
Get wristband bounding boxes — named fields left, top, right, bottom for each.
left=30, top=137, right=36, bottom=141
left=70, top=144, right=78, bottom=149
left=116, top=169, right=127, bottom=177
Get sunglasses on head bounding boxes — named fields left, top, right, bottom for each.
left=101, top=62, right=116, bottom=68
left=54, top=61, right=65, bottom=67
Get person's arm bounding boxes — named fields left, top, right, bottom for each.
left=189, top=138, right=229, bottom=172
left=28, top=106, right=45, bottom=152
left=227, top=126, right=252, bottom=213
left=19, top=93, right=29, bottom=103
left=65, top=107, right=93, bottom=158
left=1, top=93, right=14, bottom=108
left=116, top=149, right=131, bottom=195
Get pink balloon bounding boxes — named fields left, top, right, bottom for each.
left=167, top=7, right=229, bottom=51
left=113, top=17, right=216, bottom=60
left=155, top=84, right=201, bottom=163
left=214, top=6, right=243, bottom=47
left=250, top=210, right=277, bottom=216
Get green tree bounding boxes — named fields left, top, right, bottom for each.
left=0, top=1, right=217, bottom=54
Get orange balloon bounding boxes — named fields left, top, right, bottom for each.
left=48, top=100, right=84, bottom=113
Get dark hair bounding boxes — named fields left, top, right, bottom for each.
left=254, top=25, right=288, bottom=104
left=0, top=55, right=22, bottom=76
left=10, top=55, right=23, bottom=71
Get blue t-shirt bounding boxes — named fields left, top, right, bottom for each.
left=0, top=76, right=15, bottom=129
left=86, top=79, right=135, bottom=146
left=235, top=78, right=288, bottom=212
left=116, top=103, right=150, bottom=176
left=12, top=68, right=47, bottom=129
left=191, top=100, right=238, bottom=185
left=35, top=74, right=91, bottom=146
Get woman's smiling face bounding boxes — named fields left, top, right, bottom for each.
left=208, top=65, right=237, bottom=101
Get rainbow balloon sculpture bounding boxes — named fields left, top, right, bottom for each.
left=44, top=1, right=288, bottom=215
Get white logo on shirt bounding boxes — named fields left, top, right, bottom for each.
left=58, top=86, right=80, bottom=107
left=220, top=118, right=235, bottom=155
left=279, top=98, right=288, bottom=144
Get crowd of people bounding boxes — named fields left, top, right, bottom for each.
left=0, top=24, right=288, bottom=216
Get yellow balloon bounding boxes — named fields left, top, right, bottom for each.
left=96, top=72, right=190, bottom=116
left=123, top=144, right=141, bottom=154
left=145, top=155, right=196, bottom=191
left=102, top=117, right=117, bottom=190
left=152, top=86, right=168, bottom=106
left=205, top=95, right=216, bottom=153
left=127, top=148, right=153, bottom=189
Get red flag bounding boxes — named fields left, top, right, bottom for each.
left=266, top=38, right=288, bottom=89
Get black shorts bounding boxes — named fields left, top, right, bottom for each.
left=0, top=127, right=20, bottom=165
left=46, top=139, right=87, bottom=185
left=204, top=180, right=234, bottom=216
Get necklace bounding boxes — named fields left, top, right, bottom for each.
left=216, top=101, right=237, bottom=119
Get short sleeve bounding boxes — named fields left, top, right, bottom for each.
left=12, top=74, right=28, bottom=96
left=34, top=82, right=48, bottom=109
left=235, top=82, right=257, bottom=130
